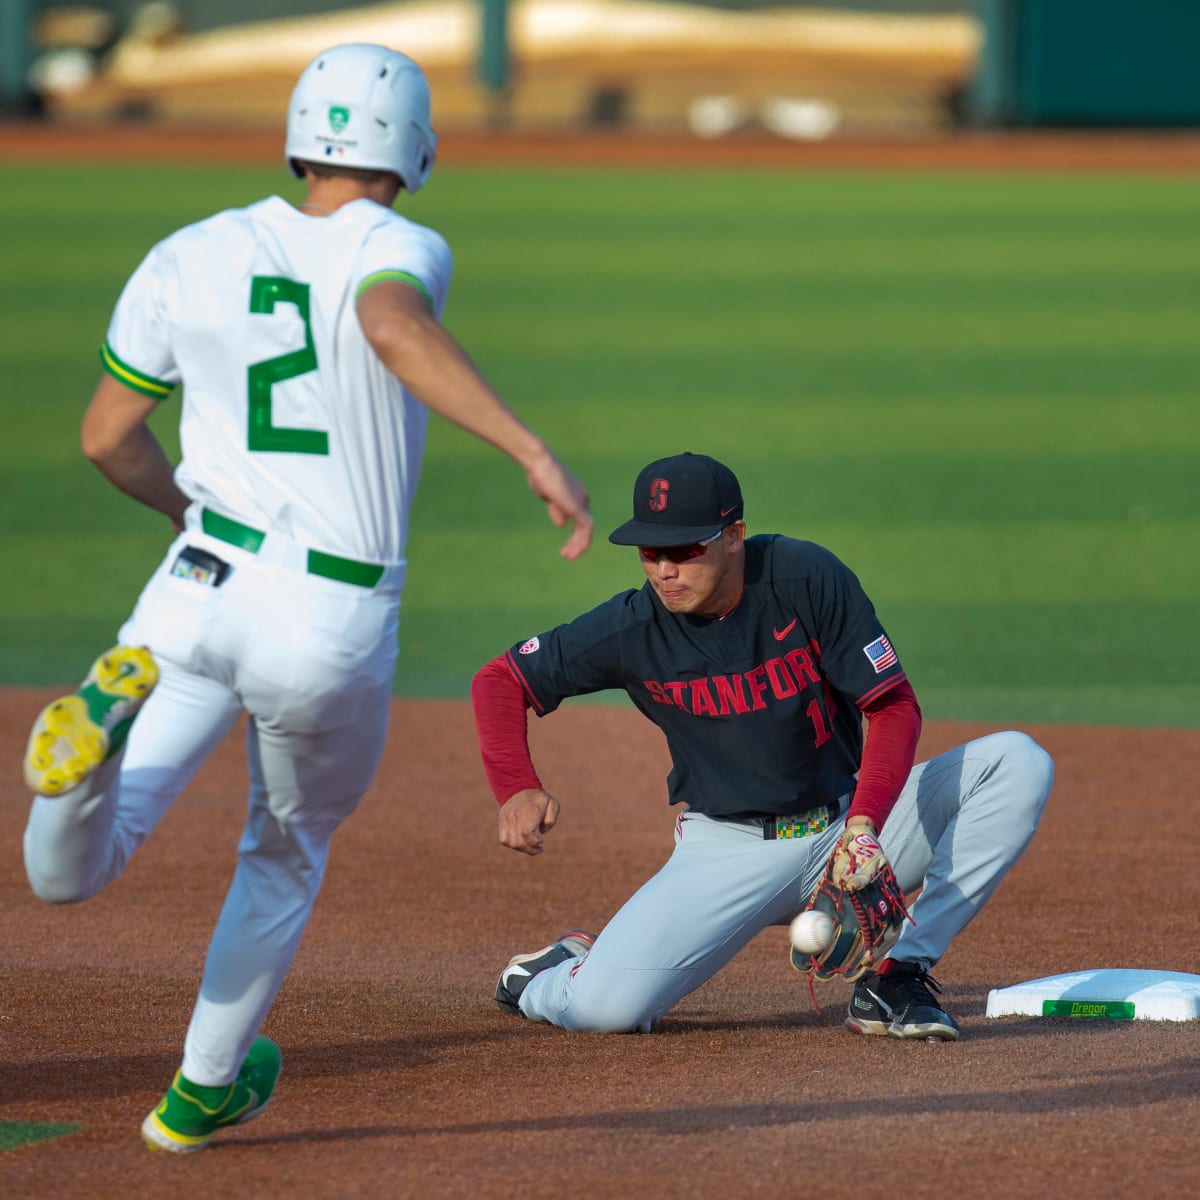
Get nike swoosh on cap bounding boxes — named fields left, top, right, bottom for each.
left=720, top=506, right=737, bottom=517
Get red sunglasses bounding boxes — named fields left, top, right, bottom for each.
left=637, top=530, right=723, bottom=564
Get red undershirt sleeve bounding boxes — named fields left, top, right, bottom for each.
left=470, top=654, right=543, bottom=805
left=846, top=678, right=922, bottom=831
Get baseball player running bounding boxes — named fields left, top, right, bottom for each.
left=21, top=43, right=591, bottom=1153
left=472, top=452, right=1053, bottom=1039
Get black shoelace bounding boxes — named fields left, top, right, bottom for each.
left=891, top=966, right=944, bottom=1006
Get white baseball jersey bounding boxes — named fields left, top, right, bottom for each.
left=28, top=197, right=456, bottom=1086
left=101, top=195, right=452, bottom=565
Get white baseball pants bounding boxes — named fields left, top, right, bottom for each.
left=518, top=731, right=1055, bottom=1033
left=24, top=523, right=402, bottom=1086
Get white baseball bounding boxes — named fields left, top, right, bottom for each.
left=789, top=910, right=836, bottom=955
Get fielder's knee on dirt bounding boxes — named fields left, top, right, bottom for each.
left=554, top=971, right=676, bottom=1034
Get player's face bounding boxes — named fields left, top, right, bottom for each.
left=639, top=522, right=746, bottom=617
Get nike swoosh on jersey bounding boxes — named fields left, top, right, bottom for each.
left=773, top=618, right=798, bottom=642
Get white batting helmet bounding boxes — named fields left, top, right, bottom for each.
left=285, top=43, right=437, bottom=192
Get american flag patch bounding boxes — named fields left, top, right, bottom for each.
left=863, top=635, right=897, bottom=673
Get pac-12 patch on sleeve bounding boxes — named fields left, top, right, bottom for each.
left=519, top=637, right=541, bottom=655
left=862, top=634, right=897, bottom=673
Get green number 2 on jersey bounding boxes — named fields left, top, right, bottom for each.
left=247, top=275, right=328, bottom=455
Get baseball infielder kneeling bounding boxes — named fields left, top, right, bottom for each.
left=472, top=451, right=1054, bottom=1040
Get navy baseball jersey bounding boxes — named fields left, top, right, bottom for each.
left=505, top=534, right=907, bottom=817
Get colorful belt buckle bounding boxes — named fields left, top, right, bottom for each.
left=773, top=806, right=830, bottom=840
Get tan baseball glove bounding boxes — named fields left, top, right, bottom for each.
left=790, top=825, right=911, bottom=983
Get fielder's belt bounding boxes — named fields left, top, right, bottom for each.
left=762, top=802, right=839, bottom=840
left=200, top=507, right=385, bottom=589
left=713, top=797, right=845, bottom=840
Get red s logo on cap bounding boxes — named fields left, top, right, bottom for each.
left=648, top=478, right=669, bottom=512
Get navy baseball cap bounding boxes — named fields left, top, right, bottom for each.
left=609, top=452, right=744, bottom=546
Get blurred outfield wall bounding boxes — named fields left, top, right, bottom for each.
left=13, top=0, right=981, bottom=134
left=30, top=0, right=974, bottom=36
left=8, top=0, right=1199, bottom=133
left=973, top=0, right=1200, bottom=127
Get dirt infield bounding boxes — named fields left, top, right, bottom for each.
left=1, top=687, right=1198, bottom=1198
left=4, top=120, right=1200, bottom=172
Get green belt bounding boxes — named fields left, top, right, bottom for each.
left=200, top=508, right=385, bottom=589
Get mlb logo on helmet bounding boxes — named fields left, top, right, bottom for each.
left=285, top=44, right=438, bottom=193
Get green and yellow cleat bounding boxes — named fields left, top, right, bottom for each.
left=23, top=646, right=159, bottom=796
left=141, top=1036, right=283, bottom=1154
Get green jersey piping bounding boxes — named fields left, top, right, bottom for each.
left=100, top=343, right=174, bottom=399
left=355, top=270, right=433, bottom=308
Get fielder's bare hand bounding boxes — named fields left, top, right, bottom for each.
left=498, top=788, right=561, bottom=855
left=525, top=448, right=593, bottom=561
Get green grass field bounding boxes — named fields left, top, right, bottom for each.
left=2, top=160, right=1196, bottom=727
